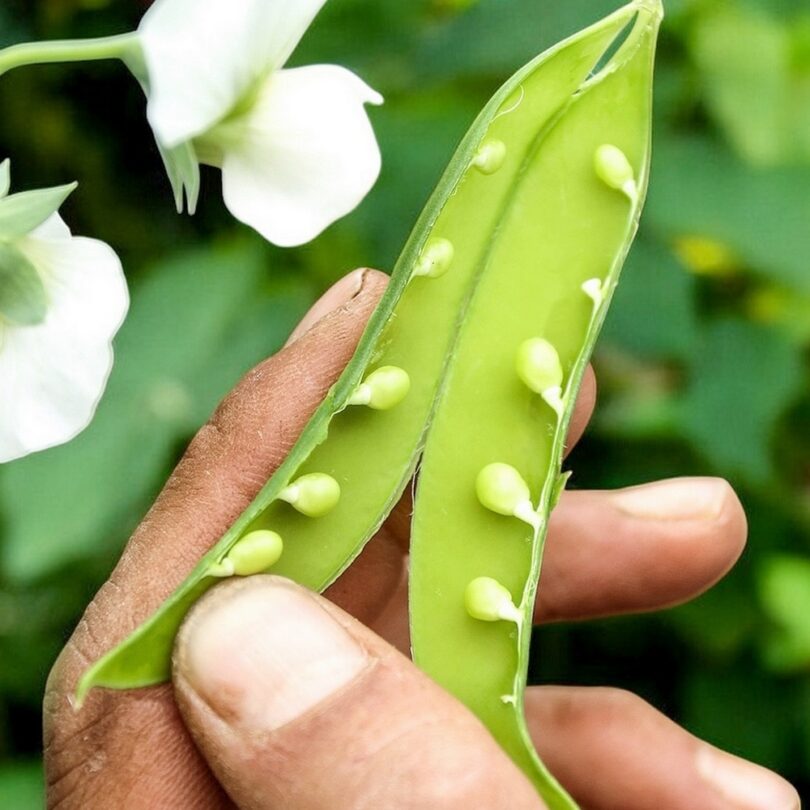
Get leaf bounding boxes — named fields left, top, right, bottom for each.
left=690, top=5, right=792, bottom=165
left=0, top=761, right=43, bottom=810
left=666, top=575, right=758, bottom=658
left=683, top=668, right=795, bottom=770
left=0, top=240, right=311, bottom=582
left=601, top=235, right=698, bottom=361
left=682, top=318, right=803, bottom=483
left=757, top=554, right=810, bottom=672
left=416, top=0, right=623, bottom=82
left=0, top=183, right=76, bottom=239
left=0, top=243, right=47, bottom=325
left=647, top=135, right=810, bottom=292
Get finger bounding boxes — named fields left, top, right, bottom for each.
left=526, top=686, right=801, bottom=810
left=366, top=476, right=745, bottom=651
left=284, top=270, right=370, bottom=346
left=565, top=364, right=597, bottom=455
left=174, top=576, right=544, bottom=810
left=535, top=476, right=747, bottom=622
left=45, top=268, right=389, bottom=809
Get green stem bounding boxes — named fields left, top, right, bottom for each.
left=0, top=33, right=139, bottom=78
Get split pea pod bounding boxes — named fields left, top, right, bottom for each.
left=77, top=3, right=661, bottom=804
left=409, top=5, right=661, bottom=806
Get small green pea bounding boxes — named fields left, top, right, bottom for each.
left=475, top=463, right=540, bottom=529
left=593, top=143, right=637, bottom=203
left=472, top=139, right=507, bottom=175
left=581, top=277, right=605, bottom=311
left=516, top=338, right=566, bottom=417
left=465, top=577, right=522, bottom=624
left=279, top=473, right=341, bottom=517
left=349, top=366, right=411, bottom=410
left=413, top=237, right=455, bottom=279
left=211, top=530, right=283, bottom=577
left=516, top=337, right=562, bottom=389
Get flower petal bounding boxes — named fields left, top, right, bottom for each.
left=30, top=212, right=71, bottom=240
left=0, top=221, right=129, bottom=462
left=219, top=65, right=383, bottom=247
left=140, top=0, right=328, bottom=148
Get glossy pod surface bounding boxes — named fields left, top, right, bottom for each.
left=78, top=4, right=661, bottom=805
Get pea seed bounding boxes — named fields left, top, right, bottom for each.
left=209, top=530, right=283, bottom=578
left=594, top=143, right=638, bottom=204
left=465, top=577, right=522, bottom=624
left=279, top=473, right=341, bottom=517
left=472, top=139, right=507, bottom=175
left=348, top=366, right=411, bottom=410
left=413, top=237, right=455, bottom=279
left=476, top=463, right=541, bottom=529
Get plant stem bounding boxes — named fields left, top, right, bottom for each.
left=0, top=33, right=139, bottom=77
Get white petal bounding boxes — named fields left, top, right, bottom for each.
left=31, top=212, right=72, bottom=240
left=140, top=0, right=328, bottom=148
left=0, top=231, right=129, bottom=462
left=219, top=66, right=383, bottom=247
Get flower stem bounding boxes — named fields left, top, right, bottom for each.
left=0, top=33, right=139, bottom=78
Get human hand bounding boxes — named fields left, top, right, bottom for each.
left=45, top=268, right=801, bottom=809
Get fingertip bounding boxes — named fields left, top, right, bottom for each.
left=174, top=576, right=542, bottom=810
left=285, top=267, right=389, bottom=347
left=526, top=686, right=801, bottom=810
left=566, top=365, right=597, bottom=453
left=174, top=576, right=369, bottom=733
left=539, top=477, right=749, bottom=621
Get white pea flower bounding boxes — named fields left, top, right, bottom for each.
left=135, top=0, right=383, bottom=247
left=0, top=161, right=129, bottom=463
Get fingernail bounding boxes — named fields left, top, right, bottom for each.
left=697, top=746, right=801, bottom=810
left=612, top=477, right=728, bottom=521
left=179, top=578, right=368, bottom=732
left=285, top=268, right=367, bottom=346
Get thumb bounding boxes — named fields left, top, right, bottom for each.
left=173, top=576, right=544, bottom=810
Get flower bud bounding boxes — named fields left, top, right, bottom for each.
left=279, top=473, right=341, bottom=517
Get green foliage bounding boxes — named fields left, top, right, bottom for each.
left=648, top=136, right=810, bottom=292
left=683, top=318, right=803, bottom=483
left=0, top=761, right=43, bottom=810
left=758, top=554, right=810, bottom=671
left=0, top=0, right=808, bottom=797
left=689, top=2, right=810, bottom=165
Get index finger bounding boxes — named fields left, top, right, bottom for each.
left=44, top=267, right=389, bottom=809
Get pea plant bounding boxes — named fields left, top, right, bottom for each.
left=3, top=0, right=662, bottom=807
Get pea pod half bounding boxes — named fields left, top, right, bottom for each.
left=409, top=5, right=661, bottom=805
left=78, top=3, right=662, bottom=805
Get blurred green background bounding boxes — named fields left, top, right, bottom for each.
left=1, top=0, right=808, bottom=804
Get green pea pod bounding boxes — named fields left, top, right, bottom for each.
left=78, top=3, right=661, bottom=803
left=409, top=5, right=661, bottom=806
